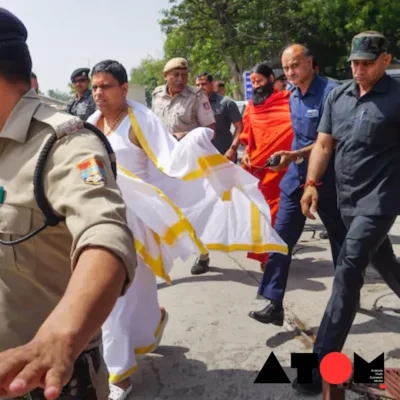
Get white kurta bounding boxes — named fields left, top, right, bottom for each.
left=87, top=101, right=288, bottom=383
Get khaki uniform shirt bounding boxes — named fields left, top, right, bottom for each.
left=0, top=90, right=136, bottom=351
left=152, top=85, right=215, bottom=133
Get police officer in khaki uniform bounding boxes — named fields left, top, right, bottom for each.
left=152, top=57, right=216, bottom=140
left=152, top=58, right=216, bottom=275
left=0, top=8, right=136, bottom=400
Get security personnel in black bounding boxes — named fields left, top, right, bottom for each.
left=66, top=68, right=96, bottom=121
left=295, top=31, right=400, bottom=395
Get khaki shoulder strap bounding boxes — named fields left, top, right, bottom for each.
left=33, top=103, right=84, bottom=139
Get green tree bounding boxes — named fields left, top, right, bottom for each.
left=292, top=0, right=400, bottom=78
left=130, top=57, right=166, bottom=106
left=160, top=0, right=400, bottom=96
left=160, top=0, right=302, bottom=99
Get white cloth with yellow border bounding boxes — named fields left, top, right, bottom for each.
left=87, top=100, right=288, bottom=384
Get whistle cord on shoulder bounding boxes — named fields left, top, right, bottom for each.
left=0, top=123, right=117, bottom=246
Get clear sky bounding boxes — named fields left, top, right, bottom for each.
left=2, top=0, right=171, bottom=94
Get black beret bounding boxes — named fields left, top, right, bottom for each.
left=71, top=68, right=90, bottom=82
left=0, top=8, right=27, bottom=45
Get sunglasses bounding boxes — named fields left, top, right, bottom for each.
left=73, top=78, right=88, bottom=84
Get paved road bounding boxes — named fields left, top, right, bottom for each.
left=128, top=219, right=400, bottom=399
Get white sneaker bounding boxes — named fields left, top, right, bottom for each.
left=109, top=383, right=132, bottom=400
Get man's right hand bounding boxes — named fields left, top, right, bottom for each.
left=241, top=152, right=251, bottom=167
left=269, top=150, right=297, bottom=172
left=300, top=185, right=319, bottom=220
left=0, top=333, right=75, bottom=400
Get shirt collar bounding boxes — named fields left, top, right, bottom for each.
left=75, top=88, right=91, bottom=100
left=82, top=88, right=92, bottom=98
left=347, top=73, right=390, bottom=97
left=209, top=92, right=218, bottom=102
left=293, top=73, right=321, bottom=98
left=164, top=85, right=189, bottom=98
left=371, top=73, right=390, bottom=93
left=1, top=89, right=41, bottom=143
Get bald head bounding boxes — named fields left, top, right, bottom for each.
left=282, top=44, right=311, bottom=59
left=281, top=44, right=314, bottom=88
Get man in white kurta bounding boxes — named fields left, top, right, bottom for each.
left=88, top=59, right=288, bottom=400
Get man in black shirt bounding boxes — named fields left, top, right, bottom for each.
left=295, top=31, right=400, bottom=395
left=196, top=72, right=243, bottom=162
left=66, top=68, right=96, bottom=121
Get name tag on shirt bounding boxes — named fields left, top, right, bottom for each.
left=306, top=109, right=319, bottom=118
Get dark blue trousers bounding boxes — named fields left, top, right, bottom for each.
left=258, top=188, right=347, bottom=302
left=312, top=215, right=400, bottom=378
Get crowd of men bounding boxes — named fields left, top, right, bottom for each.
left=1, top=4, right=400, bottom=399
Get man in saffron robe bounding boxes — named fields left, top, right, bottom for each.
left=240, top=63, right=294, bottom=268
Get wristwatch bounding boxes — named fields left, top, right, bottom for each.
left=230, top=144, right=238, bottom=152
left=294, top=150, right=304, bottom=164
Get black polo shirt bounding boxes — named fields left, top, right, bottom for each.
left=209, top=92, right=242, bottom=154
left=318, top=73, right=400, bottom=216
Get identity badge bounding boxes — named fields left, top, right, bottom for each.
left=306, top=109, right=319, bottom=118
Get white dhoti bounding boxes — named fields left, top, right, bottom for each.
left=88, top=101, right=288, bottom=383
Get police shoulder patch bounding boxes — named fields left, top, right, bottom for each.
left=203, top=102, right=210, bottom=110
left=77, top=158, right=106, bottom=185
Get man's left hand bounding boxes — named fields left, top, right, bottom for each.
left=224, top=148, right=237, bottom=162
left=0, top=334, right=75, bottom=400
left=270, top=150, right=297, bottom=172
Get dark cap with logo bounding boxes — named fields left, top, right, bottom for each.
left=348, top=31, right=388, bottom=61
left=71, top=68, right=90, bottom=82
left=0, top=7, right=28, bottom=46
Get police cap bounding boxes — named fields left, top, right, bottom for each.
left=0, top=8, right=28, bottom=45
left=163, top=58, right=188, bottom=74
left=71, top=68, right=90, bottom=82
left=273, top=69, right=285, bottom=80
left=348, top=31, right=389, bottom=61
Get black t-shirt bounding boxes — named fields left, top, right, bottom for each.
left=318, top=73, right=400, bottom=216
left=209, top=92, right=242, bottom=154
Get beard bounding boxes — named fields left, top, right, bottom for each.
left=252, top=81, right=274, bottom=105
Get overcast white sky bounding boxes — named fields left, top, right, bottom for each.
left=2, top=0, right=171, bottom=94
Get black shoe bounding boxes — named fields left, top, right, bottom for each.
left=292, top=377, right=322, bottom=395
left=191, top=257, right=210, bottom=275
left=319, top=229, right=329, bottom=239
left=248, top=302, right=284, bottom=326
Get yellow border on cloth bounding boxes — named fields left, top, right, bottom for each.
left=206, top=243, right=288, bottom=253
left=126, top=108, right=288, bottom=256
left=128, top=107, right=230, bottom=181
left=108, top=310, right=167, bottom=383
left=206, top=202, right=288, bottom=254
left=118, top=165, right=208, bottom=256
left=134, top=238, right=171, bottom=284
left=109, top=364, right=138, bottom=384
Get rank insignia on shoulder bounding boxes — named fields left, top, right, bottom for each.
left=203, top=102, right=210, bottom=110
left=55, top=118, right=84, bottom=137
left=77, top=158, right=106, bottom=185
